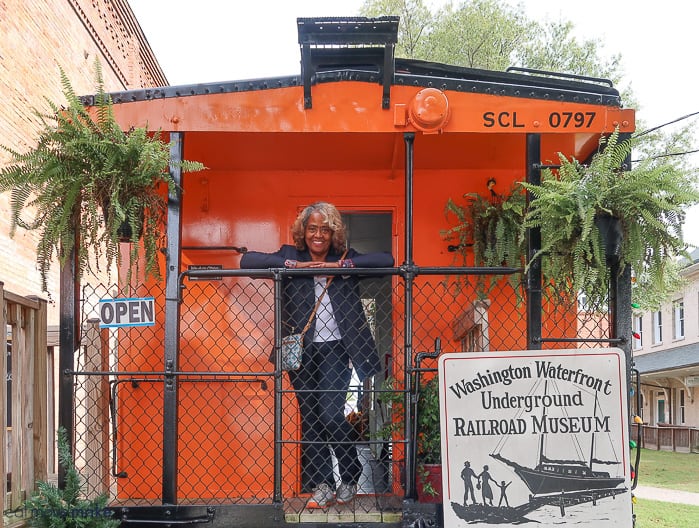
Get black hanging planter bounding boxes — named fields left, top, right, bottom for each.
left=115, top=216, right=143, bottom=243
left=594, top=213, right=623, bottom=265
left=102, top=200, right=144, bottom=243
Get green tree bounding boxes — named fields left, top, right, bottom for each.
left=360, top=0, right=617, bottom=77
left=516, top=19, right=622, bottom=81
left=425, top=0, right=532, bottom=70
left=359, top=0, right=433, bottom=58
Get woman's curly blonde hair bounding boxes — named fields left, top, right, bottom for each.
left=291, top=202, right=347, bottom=253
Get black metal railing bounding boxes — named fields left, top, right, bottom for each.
left=69, top=266, right=615, bottom=515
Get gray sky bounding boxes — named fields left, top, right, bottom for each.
left=129, top=0, right=699, bottom=242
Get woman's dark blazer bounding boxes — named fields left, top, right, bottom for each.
left=240, top=245, right=394, bottom=381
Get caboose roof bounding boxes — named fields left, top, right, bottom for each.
left=84, top=55, right=622, bottom=108
left=86, top=16, right=622, bottom=108
left=82, top=17, right=634, bottom=171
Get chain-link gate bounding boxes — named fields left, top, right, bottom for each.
left=67, top=264, right=621, bottom=526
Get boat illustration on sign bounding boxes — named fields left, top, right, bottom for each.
left=491, top=451, right=625, bottom=495
left=490, top=380, right=626, bottom=495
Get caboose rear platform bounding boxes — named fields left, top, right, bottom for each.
left=61, top=17, right=635, bottom=527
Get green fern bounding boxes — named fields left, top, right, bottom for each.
left=444, top=183, right=527, bottom=296
left=443, top=130, right=698, bottom=308
left=22, top=427, right=119, bottom=528
left=523, top=129, right=699, bottom=308
left=416, top=375, right=442, bottom=465
left=0, top=60, right=205, bottom=291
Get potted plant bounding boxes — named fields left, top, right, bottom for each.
left=415, top=374, right=442, bottom=503
left=0, top=62, right=205, bottom=291
left=443, top=180, right=527, bottom=297
left=376, top=375, right=443, bottom=501
left=522, top=129, right=699, bottom=308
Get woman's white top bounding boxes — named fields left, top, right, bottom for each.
left=312, top=277, right=342, bottom=342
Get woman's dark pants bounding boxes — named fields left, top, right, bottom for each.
left=289, top=340, right=361, bottom=491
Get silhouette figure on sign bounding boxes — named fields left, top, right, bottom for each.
left=461, top=461, right=478, bottom=506
left=496, top=480, right=511, bottom=507
left=478, top=465, right=494, bottom=506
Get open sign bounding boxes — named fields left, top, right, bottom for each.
left=99, top=297, right=155, bottom=328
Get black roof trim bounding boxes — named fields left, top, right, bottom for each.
left=82, top=76, right=303, bottom=105
left=396, top=58, right=616, bottom=93
left=81, top=58, right=621, bottom=107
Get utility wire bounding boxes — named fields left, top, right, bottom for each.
left=634, top=110, right=699, bottom=138
left=630, top=111, right=699, bottom=163
left=632, top=148, right=699, bottom=164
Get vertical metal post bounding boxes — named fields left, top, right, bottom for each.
left=163, top=132, right=184, bottom=505
left=611, top=266, right=633, bottom=363
left=404, top=133, right=415, bottom=267
left=526, top=134, right=543, bottom=350
left=402, top=132, right=417, bottom=499
left=611, top=133, right=633, bottom=408
left=300, top=44, right=312, bottom=109
left=58, top=242, right=79, bottom=487
left=273, top=271, right=283, bottom=504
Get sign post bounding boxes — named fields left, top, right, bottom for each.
left=438, top=348, right=632, bottom=527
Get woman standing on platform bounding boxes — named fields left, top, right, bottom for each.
left=241, top=201, right=394, bottom=508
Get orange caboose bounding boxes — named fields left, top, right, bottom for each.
left=64, top=17, right=635, bottom=527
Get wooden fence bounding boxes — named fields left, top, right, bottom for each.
left=631, top=424, right=699, bottom=453
left=1, top=284, right=48, bottom=527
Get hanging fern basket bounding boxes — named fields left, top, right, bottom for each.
left=0, top=62, right=205, bottom=291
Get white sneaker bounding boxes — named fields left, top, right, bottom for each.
left=336, top=482, right=357, bottom=504
left=307, top=483, right=335, bottom=509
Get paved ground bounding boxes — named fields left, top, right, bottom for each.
left=634, top=485, right=699, bottom=506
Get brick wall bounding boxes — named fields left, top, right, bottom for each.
left=0, top=0, right=166, bottom=324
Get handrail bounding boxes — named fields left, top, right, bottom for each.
left=1, top=286, right=49, bottom=514
left=631, top=423, right=699, bottom=453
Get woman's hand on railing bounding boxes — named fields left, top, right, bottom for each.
left=295, top=261, right=340, bottom=269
